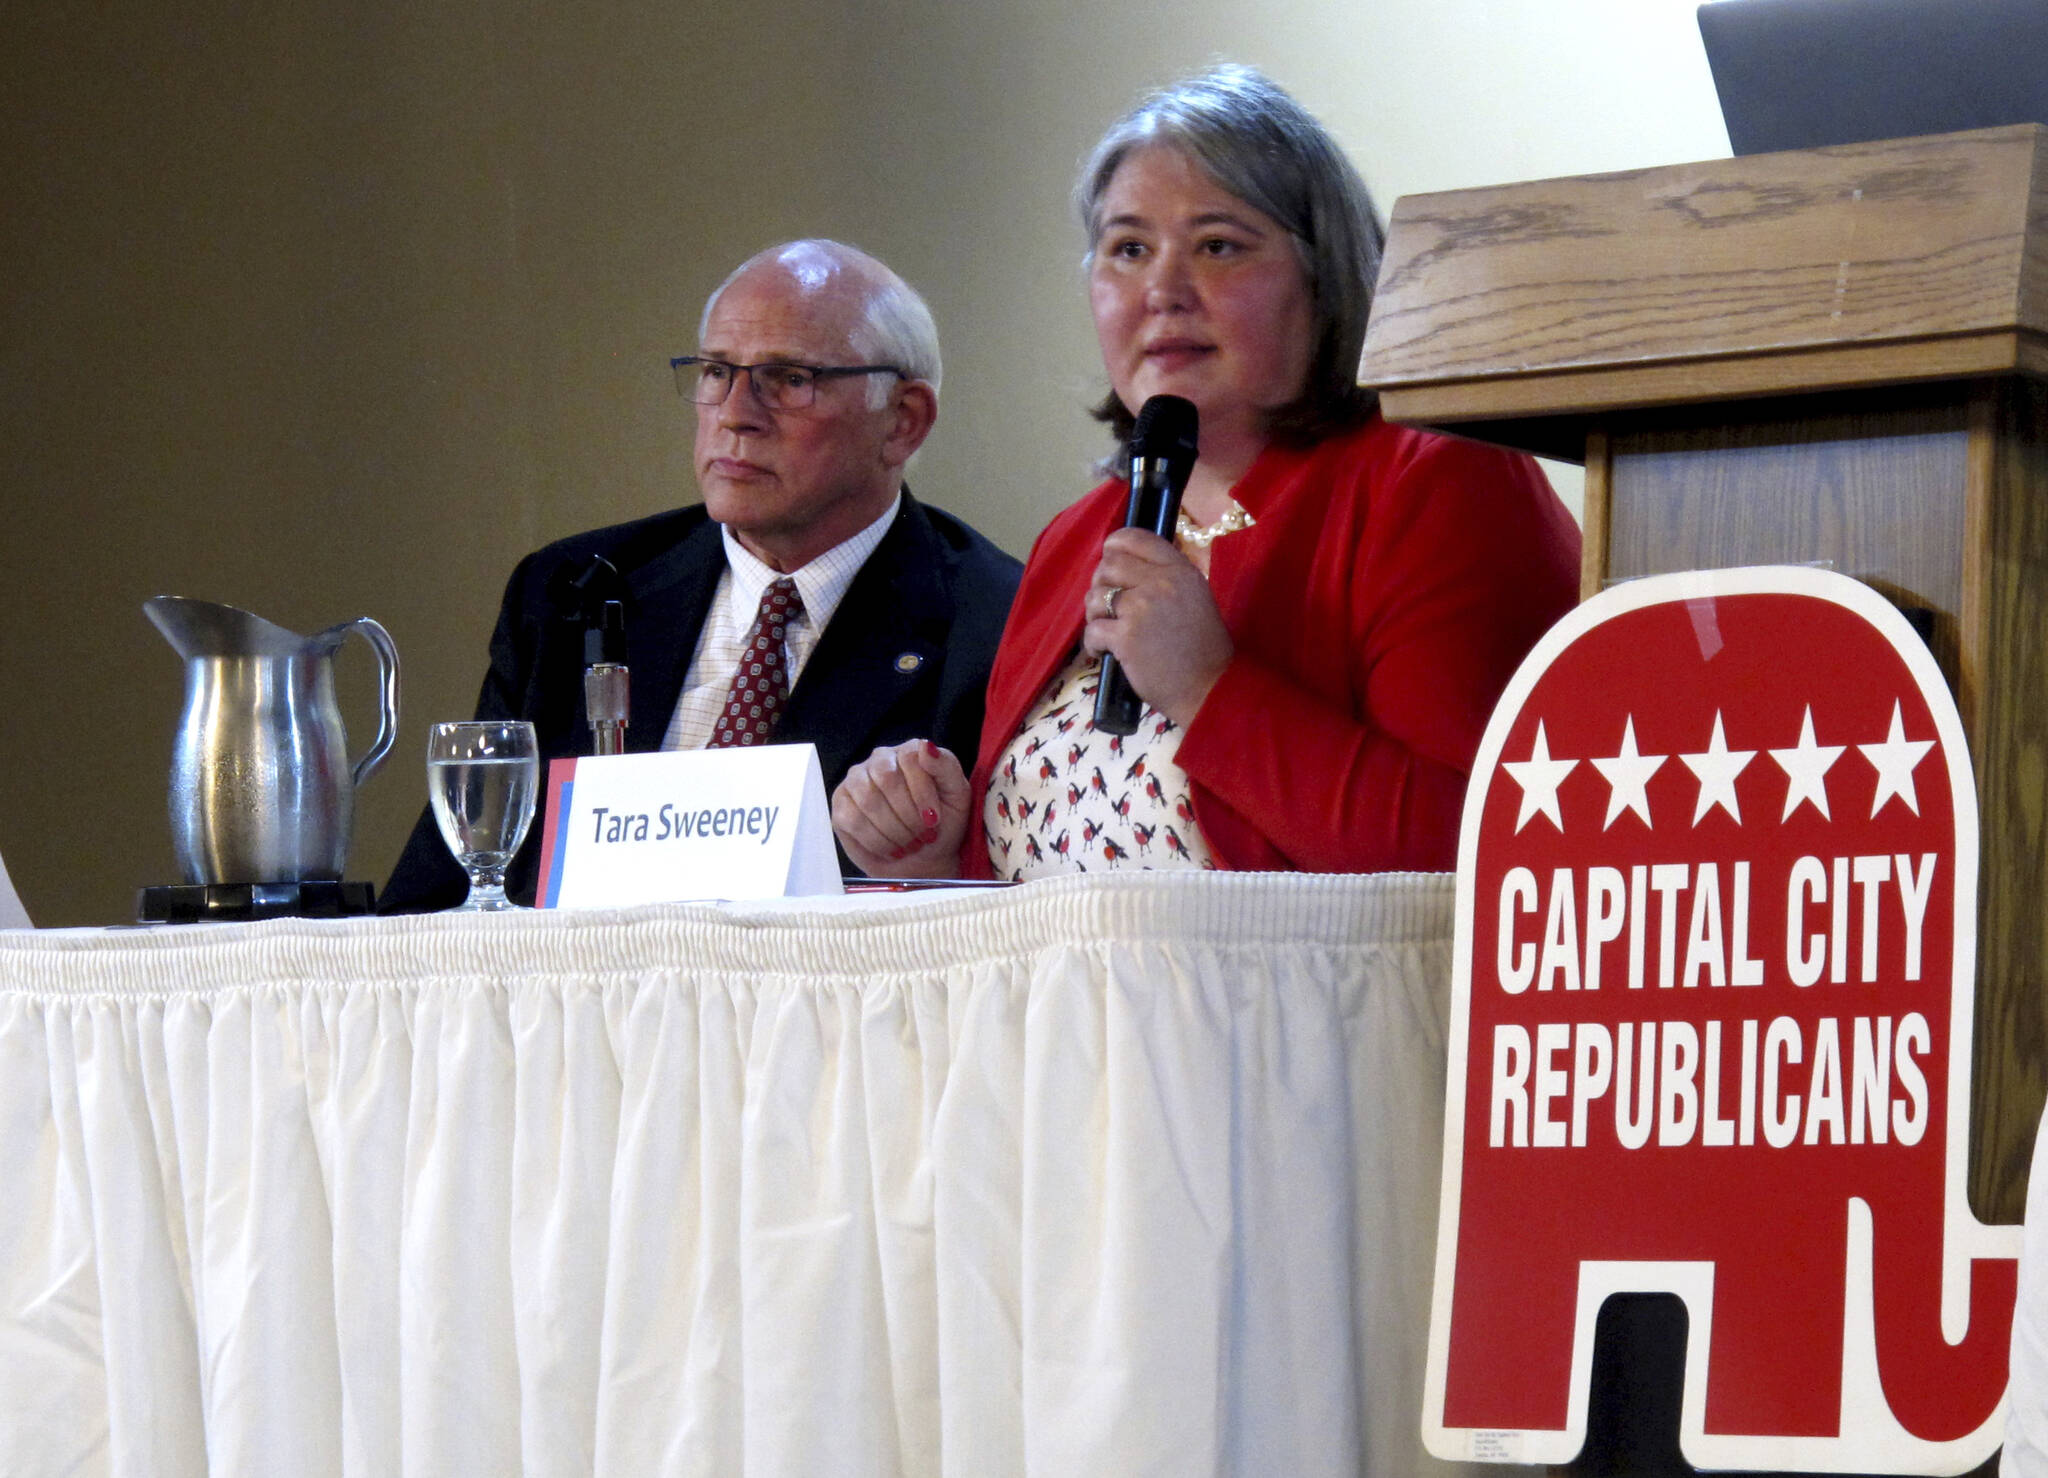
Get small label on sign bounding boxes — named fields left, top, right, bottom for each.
left=1470, top=1432, right=1522, bottom=1462
left=533, top=745, right=843, bottom=908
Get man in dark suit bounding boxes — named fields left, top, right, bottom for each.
left=382, top=240, right=1021, bottom=910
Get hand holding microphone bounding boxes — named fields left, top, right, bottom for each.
left=1091, top=395, right=1233, bottom=735
left=1093, top=395, right=1200, bottom=735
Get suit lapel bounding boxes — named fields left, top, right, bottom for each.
left=781, top=494, right=953, bottom=779
left=622, top=516, right=725, bottom=753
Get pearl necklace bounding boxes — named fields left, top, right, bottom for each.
left=1175, top=500, right=1256, bottom=549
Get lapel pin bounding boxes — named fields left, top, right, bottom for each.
left=894, top=652, right=924, bottom=674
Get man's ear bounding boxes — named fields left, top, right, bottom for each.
left=881, top=379, right=939, bottom=468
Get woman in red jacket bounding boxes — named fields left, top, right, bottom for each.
left=832, top=65, right=1580, bottom=879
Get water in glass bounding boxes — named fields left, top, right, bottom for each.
left=426, top=721, right=538, bottom=911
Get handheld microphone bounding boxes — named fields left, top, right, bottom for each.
left=1093, top=394, right=1199, bottom=736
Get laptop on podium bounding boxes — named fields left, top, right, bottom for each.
left=1699, top=0, right=2048, bottom=155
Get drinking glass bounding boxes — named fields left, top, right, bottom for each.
left=427, top=720, right=539, bottom=912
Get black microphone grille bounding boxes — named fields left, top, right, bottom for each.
left=1131, top=394, right=1199, bottom=458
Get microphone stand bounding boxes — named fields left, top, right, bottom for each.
left=584, top=599, right=629, bottom=755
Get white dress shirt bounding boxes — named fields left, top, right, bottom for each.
left=662, top=494, right=901, bottom=751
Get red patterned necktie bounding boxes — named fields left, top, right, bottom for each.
left=710, top=577, right=803, bottom=747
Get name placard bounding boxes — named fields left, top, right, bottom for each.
left=533, top=745, right=843, bottom=908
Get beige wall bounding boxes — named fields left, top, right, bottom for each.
left=0, top=0, right=1728, bottom=926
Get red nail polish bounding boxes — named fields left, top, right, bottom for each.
left=922, top=808, right=938, bottom=829
left=923, top=740, right=940, bottom=757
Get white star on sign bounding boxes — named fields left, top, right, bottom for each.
left=1502, top=721, right=1577, bottom=833
left=1769, top=706, right=1845, bottom=820
left=1589, top=716, right=1666, bottom=829
left=1679, top=712, right=1755, bottom=825
left=1860, top=700, right=1936, bottom=818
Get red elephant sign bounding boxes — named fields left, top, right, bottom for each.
left=1424, top=566, right=2022, bottom=1473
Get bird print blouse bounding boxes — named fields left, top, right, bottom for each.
left=981, top=649, right=1218, bottom=881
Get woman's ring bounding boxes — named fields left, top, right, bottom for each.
left=1103, top=585, right=1123, bottom=619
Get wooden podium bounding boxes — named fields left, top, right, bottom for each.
left=1361, top=124, right=2048, bottom=1235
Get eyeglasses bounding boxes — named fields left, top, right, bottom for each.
left=670, top=356, right=905, bottom=411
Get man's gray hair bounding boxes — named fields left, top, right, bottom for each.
left=1075, top=64, right=1383, bottom=448
left=701, top=239, right=941, bottom=407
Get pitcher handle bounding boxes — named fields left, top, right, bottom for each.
left=340, top=617, right=402, bottom=788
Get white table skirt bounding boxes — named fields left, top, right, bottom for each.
left=0, top=871, right=1498, bottom=1478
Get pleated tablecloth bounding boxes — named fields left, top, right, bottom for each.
left=0, top=870, right=1499, bottom=1478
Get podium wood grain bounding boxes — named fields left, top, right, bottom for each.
left=1364, top=124, right=2048, bottom=460
left=1974, top=380, right=2048, bottom=1223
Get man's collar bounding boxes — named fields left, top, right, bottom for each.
left=719, top=490, right=902, bottom=627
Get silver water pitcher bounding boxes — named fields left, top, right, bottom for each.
left=145, top=597, right=400, bottom=885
